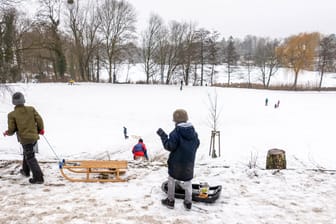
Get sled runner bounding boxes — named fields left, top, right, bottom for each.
left=59, top=160, right=128, bottom=182
left=161, top=181, right=222, bottom=203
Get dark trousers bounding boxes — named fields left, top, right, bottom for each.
left=22, top=142, right=43, bottom=180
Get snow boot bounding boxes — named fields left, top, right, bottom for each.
left=183, top=201, right=192, bottom=211
left=20, top=169, right=30, bottom=177
left=29, top=177, right=44, bottom=184
left=161, top=198, right=174, bottom=209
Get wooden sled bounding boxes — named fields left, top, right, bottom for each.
left=59, top=160, right=128, bottom=183
left=161, top=181, right=222, bottom=203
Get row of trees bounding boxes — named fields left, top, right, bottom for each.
left=1, top=0, right=336, bottom=90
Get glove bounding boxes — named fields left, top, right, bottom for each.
left=39, top=129, right=45, bottom=135
left=3, top=130, right=8, bottom=136
left=156, top=128, right=167, bottom=137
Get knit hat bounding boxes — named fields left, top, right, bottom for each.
left=12, top=92, right=25, bottom=105
left=173, top=109, right=188, bottom=123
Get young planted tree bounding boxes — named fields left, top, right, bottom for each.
left=207, top=88, right=222, bottom=158
left=277, top=32, right=320, bottom=89
left=98, top=0, right=136, bottom=83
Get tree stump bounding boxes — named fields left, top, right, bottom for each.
left=266, top=148, right=286, bottom=169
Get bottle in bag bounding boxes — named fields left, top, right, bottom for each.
left=199, top=182, right=209, bottom=198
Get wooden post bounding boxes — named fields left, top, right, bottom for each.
left=209, top=131, right=221, bottom=158
left=266, top=148, right=286, bottom=169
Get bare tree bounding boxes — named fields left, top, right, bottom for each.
left=98, top=0, right=136, bottom=83
left=141, top=13, right=163, bottom=83
left=0, top=8, right=30, bottom=83
left=223, top=36, right=239, bottom=86
left=207, top=89, right=221, bottom=131
left=207, top=30, right=220, bottom=86
left=0, top=8, right=16, bottom=83
left=67, top=0, right=100, bottom=81
left=317, top=34, right=336, bottom=89
left=241, top=35, right=258, bottom=87
left=207, top=88, right=222, bottom=158
left=37, top=0, right=67, bottom=80
left=180, top=22, right=197, bottom=86
left=164, top=21, right=187, bottom=84
left=194, top=28, right=210, bottom=86
left=254, top=38, right=280, bottom=88
left=155, top=25, right=169, bottom=84
left=0, top=0, right=20, bottom=10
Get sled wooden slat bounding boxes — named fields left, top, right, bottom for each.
left=59, top=160, right=128, bottom=183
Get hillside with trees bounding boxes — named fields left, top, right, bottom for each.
left=1, top=0, right=336, bottom=90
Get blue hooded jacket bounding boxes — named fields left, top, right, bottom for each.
left=159, top=122, right=200, bottom=181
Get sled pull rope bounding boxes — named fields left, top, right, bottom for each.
left=42, top=135, right=61, bottom=162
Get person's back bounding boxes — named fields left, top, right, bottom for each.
left=132, top=139, right=148, bottom=160
left=4, top=92, right=45, bottom=184
left=157, top=109, right=200, bottom=210
left=165, top=122, right=198, bottom=181
left=8, top=105, right=43, bottom=145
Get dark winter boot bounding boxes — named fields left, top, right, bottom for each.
left=183, top=201, right=192, bottom=211
left=161, top=198, right=174, bottom=209
left=24, top=145, right=44, bottom=184
left=19, top=169, right=30, bottom=177
left=29, top=176, right=44, bottom=184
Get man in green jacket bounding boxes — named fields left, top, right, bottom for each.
left=3, top=92, right=45, bottom=184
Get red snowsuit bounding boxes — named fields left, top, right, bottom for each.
left=132, top=141, right=148, bottom=160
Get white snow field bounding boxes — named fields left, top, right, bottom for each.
left=1, top=80, right=336, bottom=224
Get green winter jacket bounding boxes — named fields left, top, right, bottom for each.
left=7, top=105, right=44, bottom=145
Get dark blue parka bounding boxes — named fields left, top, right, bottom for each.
left=159, top=122, right=200, bottom=181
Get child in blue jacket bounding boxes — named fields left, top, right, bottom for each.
left=157, top=109, right=200, bottom=210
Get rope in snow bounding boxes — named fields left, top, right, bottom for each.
left=42, top=135, right=61, bottom=162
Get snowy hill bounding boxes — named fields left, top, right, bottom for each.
left=1, top=83, right=336, bottom=223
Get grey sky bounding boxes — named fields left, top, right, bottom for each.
left=126, top=0, right=336, bottom=39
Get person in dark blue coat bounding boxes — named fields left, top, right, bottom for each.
left=157, top=109, right=200, bottom=210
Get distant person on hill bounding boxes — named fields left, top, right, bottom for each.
left=3, top=92, right=45, bottom=184
left=156, top=109, right=200, bottom=211
left=180, top=80, right=183, bottom=91
left=274, top=100, right=280, bottom=108
left=265, top=97, right=268, bottom=106
left=123, top=126, right=129, bottom=139
left=132, top=138, right=148, bottom=161
left=68, top=79, right=75, bottom=85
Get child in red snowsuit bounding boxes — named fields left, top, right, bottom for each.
left=132, top=139, right=148, bottom=160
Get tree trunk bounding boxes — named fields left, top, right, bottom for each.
left=319, top=68, right=324, bottom=90
left=293, top=71, right=299, bottom=90
left=266, top=148, right=286, bottom=169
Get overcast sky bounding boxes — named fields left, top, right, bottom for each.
left=126, top=0, right=336, bottom=39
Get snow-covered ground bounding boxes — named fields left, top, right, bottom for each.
left=1, top=81, right=336, bottom=224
